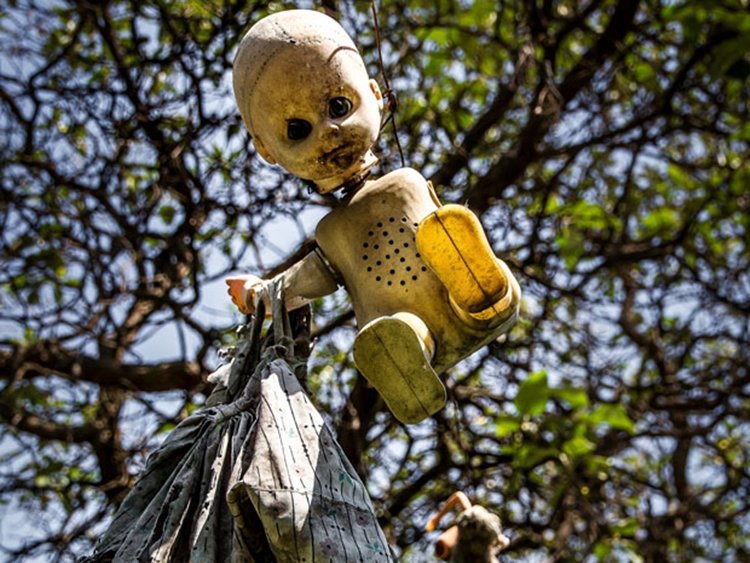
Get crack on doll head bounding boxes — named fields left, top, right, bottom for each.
left=233, top=10, right=384, bottom=194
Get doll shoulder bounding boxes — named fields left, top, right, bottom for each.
left=317, top=167, right=439, bottom=236
left=358, top=167, right=440, bottom=206
left=378, top=167, right=429, bottom=190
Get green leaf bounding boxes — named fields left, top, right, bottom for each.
left=593, top=540, right=612, bottom=560
left=562, top=435, right=596, bottom=457
left=589, top=404, right=636, bottom=434
left=515, top=444, right=557, bottom=469
left=565, top=200, right=615, bottom=230
left=495, top=416, right=521, bottom=438
left=156, top=421, right=177, bottom=434
left=159, top=205, right=176, bottom=225
left=640, top=207, right=679, bottom=237
left=666, top=163, right=695, bottom=189
left=551, top=386, right=589, bottom=409
left=556, top=227, right=585, bottom=271
left=515, top=370, right=549, bottom=416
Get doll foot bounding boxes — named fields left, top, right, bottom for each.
left=416, top=204, right=508, bottom=314
left=353, top=315, right=446, bottom=424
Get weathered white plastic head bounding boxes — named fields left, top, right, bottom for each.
left=233, top=9, right=384, bottom=193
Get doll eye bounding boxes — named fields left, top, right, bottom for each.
left=329, top=97, right=352, bottom=119
left=287, top=119, right=312, bottom=140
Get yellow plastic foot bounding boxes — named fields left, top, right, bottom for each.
left=416, top=205, right=508, bottom=314
left=353, top=316, right=446, bottom=424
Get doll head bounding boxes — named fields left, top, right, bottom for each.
left=233, top=10, right=384, bottom=193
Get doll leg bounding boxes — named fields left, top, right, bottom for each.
left=353, top=312, right=446, bottom=424
left=416, top=204, right=509, bottom=315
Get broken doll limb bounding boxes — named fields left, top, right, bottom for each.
left=426, top=491, right=510, bottom=563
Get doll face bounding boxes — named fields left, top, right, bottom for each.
left=248, top=47, right=383, bottom=192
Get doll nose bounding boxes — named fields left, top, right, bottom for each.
left=318, top=120, right=343, bottom=145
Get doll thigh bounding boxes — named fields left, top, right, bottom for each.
left=416, top=205, right=508, bottom=314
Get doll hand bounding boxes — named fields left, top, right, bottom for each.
left=225, top=275, right=265, bottom=314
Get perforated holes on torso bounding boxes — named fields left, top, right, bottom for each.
left=360, top=216, right=430, bottom=293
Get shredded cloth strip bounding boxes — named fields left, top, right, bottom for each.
left=81, top=280, right=395, bottom=563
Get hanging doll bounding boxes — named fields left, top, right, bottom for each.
left=227, top=9, right=521, bottom=424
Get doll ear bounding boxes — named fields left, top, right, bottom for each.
left=253, top=136, right=277, bottom=165
left=369, top=79, right=384, bottom=111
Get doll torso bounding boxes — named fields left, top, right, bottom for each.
left=317, top=167, right=442, bottom=325
left=316, top=167, right=501, bottom=372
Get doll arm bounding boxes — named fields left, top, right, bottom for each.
left=226, top=247, right=339, bottom=315
left=225, top=274, right=265, bottom=315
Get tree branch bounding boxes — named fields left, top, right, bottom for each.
left=467, top=0, right=640, bottom=212
left=0, top=342, right=204, bottom=393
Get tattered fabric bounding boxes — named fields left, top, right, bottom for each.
left=81, top=296, right=394, bottom=563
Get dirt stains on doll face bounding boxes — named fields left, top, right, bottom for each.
left=233, top=11, right=383, bottom=193
left=249, top=48, right=382, bottom=192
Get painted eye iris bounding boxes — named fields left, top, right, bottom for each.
left=287, top=119, right=311, bottom=140
left=329, top=97, right=352, bottom=118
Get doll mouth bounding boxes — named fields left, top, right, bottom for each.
left=319, top=145, right=359, bottom=170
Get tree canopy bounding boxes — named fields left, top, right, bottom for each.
left=1, top=0, right=749, bottom=561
